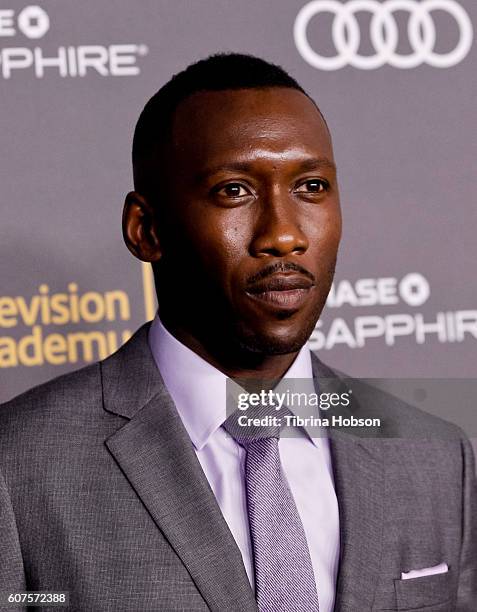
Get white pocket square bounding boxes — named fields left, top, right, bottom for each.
left=401, top=562, right=448, bottom=580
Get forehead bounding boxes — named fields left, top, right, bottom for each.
left=170, top=88, right=333, bottom=165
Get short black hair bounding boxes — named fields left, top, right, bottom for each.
left=132, top=52, right=322, bottom=196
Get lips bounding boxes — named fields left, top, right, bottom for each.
left=245, top=274, right=314, bottom=311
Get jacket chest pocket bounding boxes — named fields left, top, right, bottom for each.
left=393, top=570, right=453, bottom=611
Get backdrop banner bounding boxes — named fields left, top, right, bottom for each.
left=1, top=0, right=476, bottom=404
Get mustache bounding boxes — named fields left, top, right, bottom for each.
left=246, top=261, right=315, bottom=286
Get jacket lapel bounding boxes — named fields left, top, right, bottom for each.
left=100, top=325, right=384, bottom=611
left=101, top=323, right=257, bottom=612
left=311, top=353, right=385, bottom=611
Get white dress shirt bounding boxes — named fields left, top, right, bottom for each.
left=148, top=314, right=340, bottom=612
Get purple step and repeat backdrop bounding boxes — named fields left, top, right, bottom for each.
left=1, top=1, right=476, bottom=408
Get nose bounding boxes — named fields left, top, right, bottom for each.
left=249, top=188, right=309, bottom=258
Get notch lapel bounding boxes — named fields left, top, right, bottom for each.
left=101, top=324, right=257, bottom=612
left=311, top=354, right=385, bottom=611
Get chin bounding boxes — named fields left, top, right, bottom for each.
left=236, top=321, right=315, bottom=355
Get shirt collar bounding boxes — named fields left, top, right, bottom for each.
left=148, top=313, right=318, bottom=450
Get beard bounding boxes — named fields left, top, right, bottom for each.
left=233, top=258, right=337, bottom=355
left=155, top=256, right=336, bottom=362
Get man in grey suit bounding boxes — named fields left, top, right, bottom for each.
left=1, top=53, right=476, bottom=611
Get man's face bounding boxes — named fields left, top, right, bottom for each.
left=155, top=87, right=341, bottom=355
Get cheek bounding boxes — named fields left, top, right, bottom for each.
left=216, top=222, right=250, bottom=258
left=306, top=207, right=342, bottom=257
left=181, top=211, right=251, bottom=282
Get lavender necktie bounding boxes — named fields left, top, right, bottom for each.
left=223, top=405, right=320, bottom=612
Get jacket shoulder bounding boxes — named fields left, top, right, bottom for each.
left=0, top=363, right=103, bottom=447
left=310, top=351, right=466, bottom=442
left=0, top=323, right=152, bottom=452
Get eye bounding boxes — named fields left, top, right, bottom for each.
left=216, top=183, right=251, bottom=198
left=295, top=179, right=329, bottom=194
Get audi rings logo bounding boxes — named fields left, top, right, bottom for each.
left=294, top=0, right=473, bottom=70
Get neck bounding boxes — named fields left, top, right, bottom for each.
left=159, top=314, right=300, bottom=381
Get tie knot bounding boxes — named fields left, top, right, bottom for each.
left=222, top=403, right=290, bottom=447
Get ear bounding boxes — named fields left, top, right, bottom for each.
left=122, top=191, right=162, bottom=262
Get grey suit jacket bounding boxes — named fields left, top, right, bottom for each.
left=0, top=323, right=476, bottom=611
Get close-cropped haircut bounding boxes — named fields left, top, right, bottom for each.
left=132, top=52, right=322, bottom=196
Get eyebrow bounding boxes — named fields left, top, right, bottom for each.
left=195, top=157, right=337, bottom=183
left=295, top=157, right=337, bottom=173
